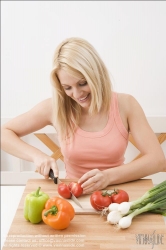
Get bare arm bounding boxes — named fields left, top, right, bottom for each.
left=79, top=94, right=166, bottom=193
left=105, top=94, right=166, bottom=183
left=1, top=98, right=59, bottom=177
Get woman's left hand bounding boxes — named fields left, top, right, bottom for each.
left=78, top=169, right=109, bottom=194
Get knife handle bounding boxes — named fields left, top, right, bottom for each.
left=49, top=169, right=58, bottom=184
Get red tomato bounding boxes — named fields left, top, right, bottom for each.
left=90, top=191, right=112, bottom=211
left=58, top=183, right=71, bottom=199
left=68, top=182, right=83, bottom=198
left=111, top=189, right=129, bottom=203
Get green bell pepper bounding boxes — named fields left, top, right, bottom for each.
left=24, top=186, right=49, bottom=224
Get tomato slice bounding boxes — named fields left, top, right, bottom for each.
left=58, top=182, right=83, bottom=199
left=57, top=183, right=71, bottom=199
left=68, top=182, right=83, bottom=198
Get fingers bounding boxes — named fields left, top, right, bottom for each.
left=43, top=165, right=52, bottom=177
left=78, top=169, right=109, bottom=194
left=78, top=169, right=99, bottom=186
left=35, top=157, right=59, bottom=179
left=83, top=182, right=100, bottom=194
left=51, top=163, right=59, bottom=178
left=36, top=167, right=49, bottom=178
left=78, top=169, right=103, bottom=194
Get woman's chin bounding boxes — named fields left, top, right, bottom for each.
left=79, top=100, right=91, bottom=110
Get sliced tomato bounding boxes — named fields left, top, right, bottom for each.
left=90, top=191, right=112, bottom=211
left=57, top=183, right=71, bottom=199
left=68, top=182, right=83, bottom=198
left=111, top=189, right=129, bottom=203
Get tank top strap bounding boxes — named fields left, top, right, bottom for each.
left=111, top=92, right=128, bottom=140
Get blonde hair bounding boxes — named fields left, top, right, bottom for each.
left=50, top=37, right=112, bottom=140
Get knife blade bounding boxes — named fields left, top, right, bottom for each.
left=49, top=169, right=83, bottom=208
left=70, top=193, right=83, bottom=208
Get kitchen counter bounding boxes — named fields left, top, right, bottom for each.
left=2, top=179, right=166, bottom=250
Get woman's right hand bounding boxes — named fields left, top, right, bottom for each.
left=34, top=153, right=59, bottom=179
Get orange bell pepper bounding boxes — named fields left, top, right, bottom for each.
left=42, top=196, right=75, bottom=230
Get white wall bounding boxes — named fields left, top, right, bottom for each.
left=1, top=1, right=166, bottom=184
left=1, top=1, right=166, bottom=117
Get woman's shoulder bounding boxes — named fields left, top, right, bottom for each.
left=31, top=98, right=54, bottom=125
left=30, top=97, right=57, bottom=130
left=116, top=92, right=139, bottom=108
left=39, top=97, right=53, bottom=109
left=116, top=92, right=144, bottom=118
left=116, top=92, right=135, bottom=101
left=34, top=97, right=53, bottom=111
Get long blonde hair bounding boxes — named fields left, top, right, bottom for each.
left=50, top=37, right=112, bottom=140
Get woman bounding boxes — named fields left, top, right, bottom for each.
left=1, top=37, right=165, bottom=194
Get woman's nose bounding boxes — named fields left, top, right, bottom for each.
left=72, top=88, right=82, bottom=99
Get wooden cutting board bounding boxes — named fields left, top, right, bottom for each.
left=25, top=178, right=100, bottom=214
left=59, top=193, right=98, bottom=214
left=2, top=178, right=166, bottom=250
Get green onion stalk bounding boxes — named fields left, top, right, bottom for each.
left=130, top=180, right=166, bottom=209
left=118, top=180, right=166, bottom=215
left=119, top=195, right=166, bottom=229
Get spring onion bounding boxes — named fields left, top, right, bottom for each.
left=118, top=202, right=131, bottom=215
left=107, top=210, right=122, bottom=224
left=118, top=180, right=166, bottom=215
left=106, top=180, right=166, bottom=229
left=119, top=195, right=166, bottom=229
left=108, top=203, right=120, bottom=212
left=149, top=206, right=166, bottom=216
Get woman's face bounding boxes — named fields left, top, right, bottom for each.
left=57, top=69, right=91, bottom=111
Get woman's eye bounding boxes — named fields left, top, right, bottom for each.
left=79, top=81, right=87, bottom=86
left=62, top=86, right=71, bottom=90
left=62, top=81, right=87, bottom=91
left=64, top=87, right=71, bottom=90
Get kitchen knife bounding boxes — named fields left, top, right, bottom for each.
left=49, top=168, right=58, bottom=184
left=49, top=169, right=83, bottom=208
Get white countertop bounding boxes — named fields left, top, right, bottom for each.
left=1, top=186, right=25, bottom=250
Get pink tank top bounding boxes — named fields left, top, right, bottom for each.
left=59, top=92, right=129, bottom=179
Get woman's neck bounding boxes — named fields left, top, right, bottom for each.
left=79, top=109, right=109, bottom=132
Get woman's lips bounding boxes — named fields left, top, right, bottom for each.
left=78, top=93, right=90, bottom=103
